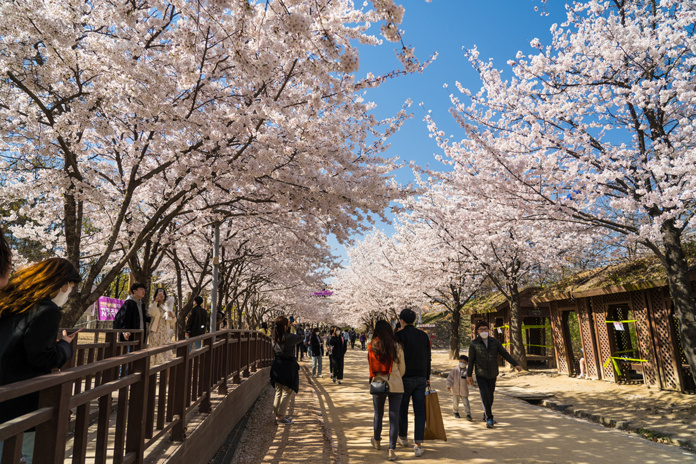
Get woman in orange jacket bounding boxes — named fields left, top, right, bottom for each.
left=368, top=320, right=405, bottom=461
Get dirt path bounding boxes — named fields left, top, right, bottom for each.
left=231, top=349, right=696, bottom=463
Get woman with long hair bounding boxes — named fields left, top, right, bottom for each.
left=330, top=327, right=347, bottom=384
left=0, top=257, right=82, bottom=463
left=368, top=320, right=405, bottom=461
left=148, top=288, right=176, bottom=365
left=269, top=315, right=303, bottom=425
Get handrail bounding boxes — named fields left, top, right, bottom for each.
left=0, top=329, right=272, bottom=464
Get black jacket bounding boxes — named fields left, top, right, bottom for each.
left=114, top=297, right=148, bottom=342
left=330, top=335, right=347, bottom=359
left=270, top=334, right=302, bottom=392
left=466, top=336, right=519, bottom=379
left=186, top=304, right=208, bottom=337
left=0, top=298, right=74, bottom=423
left=309, top=332, right=324, bottom=356
left=395, top=324, right=431, bottom=379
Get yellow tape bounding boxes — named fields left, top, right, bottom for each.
left=604, top=320, right=637, bottom=324
left=603, top=356, right=648, bottom=376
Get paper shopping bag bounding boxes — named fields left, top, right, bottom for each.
left=424, top=389, right=447, bottom=441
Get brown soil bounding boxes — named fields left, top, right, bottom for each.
left=430, top=350, right=696, bottom=447
left=227, top=349, right=695, bottom=463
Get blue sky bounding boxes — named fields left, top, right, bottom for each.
left=329, top=0, right=571, bottom=263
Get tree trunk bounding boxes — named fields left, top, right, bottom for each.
left=508, top=283, right=528, bottom=370
left=661, top=221, right=696, bottom=385
left=449, top=306, right=461, bottom=360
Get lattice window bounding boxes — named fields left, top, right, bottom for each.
left=577, top=298, right=598, bottom=379
left=592, top=295, right=615, bottom=381
left=650, top=288, right=680, bottom=390
left=549, top=301, right=569, bottom=374
left=631, top=291, right=659, bottom=387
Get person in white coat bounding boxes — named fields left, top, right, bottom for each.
left=446, top=355, right=472, bottom=420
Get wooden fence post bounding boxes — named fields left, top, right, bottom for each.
left=171, top=344, right=190, bottom=442
left=124, top=355, right=150, bottom=464
left=33, top=382, right=72, bottom=464
left=199, top=336, right=213, bottom=414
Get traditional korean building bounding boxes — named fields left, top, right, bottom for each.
left=532, top=256, right=696, bottom=392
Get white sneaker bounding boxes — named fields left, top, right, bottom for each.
left=414, top=445, right=424, bottom=457
left=397, top=436, right=409, bottom=447
left=388, top=449, right=397, bottom=461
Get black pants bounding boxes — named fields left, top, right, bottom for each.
left=332, top=356, right=345, bottom=380
left=477, top=376, right=497, bottom=419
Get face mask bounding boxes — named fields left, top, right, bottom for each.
left=52, top=286, right=72, bottom=307
left=480, top=331, right=489, bottom=339
left=459, top=363, right=466, bottom=368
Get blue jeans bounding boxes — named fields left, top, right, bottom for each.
left=312, top=354, right=322, bottom=376
left=477, top=376, right=497, bottom=419
left=0, top=430, right=35, bottom=463
left=398, top=376, right=427, bottom=443
left=373, top=392, right=403, bottom=449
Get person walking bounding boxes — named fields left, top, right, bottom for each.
left=270, top=315, right=303, bottom=425
left=309, top=327, right=324, bottom=377
left=113, top=282, right=149, bottom=345
left=447, top=355, right=472, bottom=420
left=330, top=327, right=347, bottom=384
left=467, top=320, right=522, bottom=428
left=148, top=288, right=176, bottom=365
left=326, top=328, right=335, bottom=380
left=360, top=332, right=367, bottom=351
left=395, top=307, right=431, bottom=457
left=185, top=296, right=207, bottom=350
left=0, top=258, right=82, bottom=463
left=349, top=329, right=357, bottom=349
left=368, top=320, right=405, bottom=461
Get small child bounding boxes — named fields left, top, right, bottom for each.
left=446, top=355, right=472, bottom=420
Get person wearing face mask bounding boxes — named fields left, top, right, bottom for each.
left=447, top=355, right=472, bottom=420
left=467, top=320, right=522, bottom=428
left=0, top=257, right=81, bottom=463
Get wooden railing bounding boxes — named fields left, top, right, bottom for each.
left=0, top=329, right=272, bottom=464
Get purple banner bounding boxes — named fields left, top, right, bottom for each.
left=312, top=290, right=333, bottom=297
left=97, top=296, right=125, bottom=321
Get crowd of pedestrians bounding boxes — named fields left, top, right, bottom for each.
left=0, top=222, right=523, bottom=463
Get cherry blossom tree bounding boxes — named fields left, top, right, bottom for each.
left=431, top=0, right=696, bottom=379
left=0, top=0, right=426, bottom=325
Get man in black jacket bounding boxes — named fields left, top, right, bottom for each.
left=467, top=320, right=522, bottom=428
left=114, top=283, right=148, bottom=344
left=186, top=296, right=208, bottom=350
left=395, top=307, right=431, bottom=457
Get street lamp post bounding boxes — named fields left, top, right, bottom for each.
left=211, top=223, right=220, bottom=332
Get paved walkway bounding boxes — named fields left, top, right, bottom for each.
left=231, top=348, right=696, bottom=464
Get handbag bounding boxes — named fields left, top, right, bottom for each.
left=370, top=373, right=390, bottom=394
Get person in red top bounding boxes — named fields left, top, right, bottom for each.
left=368, top=320, right=406, bottom=461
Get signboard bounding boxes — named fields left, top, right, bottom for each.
left=312, top=290, right=333, bottom=297
left=97, top=296, right=125, bottom=321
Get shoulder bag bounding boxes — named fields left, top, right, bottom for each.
left=370, top=373, right=390, bottom=394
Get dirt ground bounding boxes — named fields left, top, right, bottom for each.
left=226, top=349, right=695, bottom=464
left=431, top=350, right=696, bottom=446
